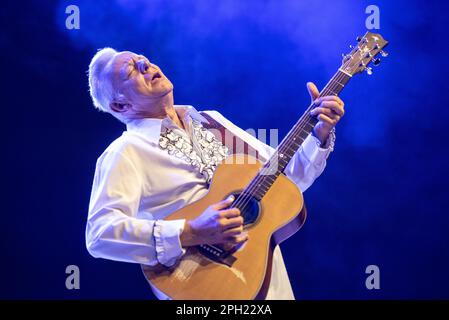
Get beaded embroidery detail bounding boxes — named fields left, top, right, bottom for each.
left=158, top=120, right=229, bottom=183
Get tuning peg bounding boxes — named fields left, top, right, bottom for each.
left=356, top=36, right=362, bottom=42
left=373, top=58, right=381, bottom=66
left=380, top=50, right=389, bottom=57
left=342, top=53, right=350, bottom=61
left=365, top=67, right=373, bottom=75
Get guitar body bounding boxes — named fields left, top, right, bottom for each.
left=141, top=154, right=306, bottom=300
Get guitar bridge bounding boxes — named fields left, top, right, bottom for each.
left=197, top=244, right=237, bottom=267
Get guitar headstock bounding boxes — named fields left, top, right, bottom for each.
left=340, top=31, right=389, bottom=76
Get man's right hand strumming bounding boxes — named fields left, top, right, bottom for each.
left=180, top=196, right=248, bottom=247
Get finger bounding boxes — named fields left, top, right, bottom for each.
left=227, top=233, right=249, bottom=245
left=220, top=208, right=241, bottom=219
left=310, top=107, right=334, bottom=118
left=213, top=195, right=235, bottom=210
left=307, top=82, right=320, bottom=102
left=221, top=242, right=239, bottom=251
left=223, top=225, right=244, bottom=236
left=223, top=217, right=243, bottom=229
left=317, top=95, right=344, bottom=107
left=317, top=101, right=345, bottom=116
left=317, top=114, right=337, bottom=126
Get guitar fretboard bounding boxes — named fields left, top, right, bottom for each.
left=236, top=69, right=351, bottom=203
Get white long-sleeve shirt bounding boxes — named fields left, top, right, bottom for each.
left=86, top=105, right=334, bottom=299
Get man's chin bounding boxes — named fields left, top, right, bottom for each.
left=154, top=84, right=173, bottom=98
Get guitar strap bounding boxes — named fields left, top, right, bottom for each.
left=199, top=111, right=259, bottom=159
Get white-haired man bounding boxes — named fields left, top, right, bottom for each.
left=86, top=48, right=345, bottom=299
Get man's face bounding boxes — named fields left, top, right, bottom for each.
left=107, top=51, right=173, bottom=113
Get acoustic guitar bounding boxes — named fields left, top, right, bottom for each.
left=142, top=31, right=389, bottom=299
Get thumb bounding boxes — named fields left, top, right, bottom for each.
left=307, top=82, right=320, bottom=102
left=214, top=195, right=235, bottom=210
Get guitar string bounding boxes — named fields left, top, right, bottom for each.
left=239, top=71, right=346, bottom=195
left=225, top=35, right=384, bottom=217
left=230, top=76, right=345, bottom=215
left=213, top=41, right=382, bottom=254
left=201, top=70, right=349, bottom=254
left=241, top=72, right=346, bottom=201
left=204, top=70, right=349, bottom=255
left=229, top=70, right=349, bottom=218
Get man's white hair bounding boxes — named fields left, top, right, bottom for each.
left=88, top=47, right=127, bottom=123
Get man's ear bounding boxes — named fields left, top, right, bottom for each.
left=110, top=102, right=131, bottom=113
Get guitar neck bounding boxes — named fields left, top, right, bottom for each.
left=238, top=69, right=352, bottom=202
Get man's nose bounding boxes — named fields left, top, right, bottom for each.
left=150, top=63, right=159, bottom=71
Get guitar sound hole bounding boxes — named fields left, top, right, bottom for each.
left=229, top=192, right=261, bottom=226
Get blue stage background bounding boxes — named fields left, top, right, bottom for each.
left=2, top=0, right=448, bottom=299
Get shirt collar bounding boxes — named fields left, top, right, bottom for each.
left=125, top=105, right=207, bottom=143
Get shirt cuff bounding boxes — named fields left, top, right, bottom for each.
left=302, top=129, right=336, bottom=164
left=153, top=219, right=186, bottom=267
